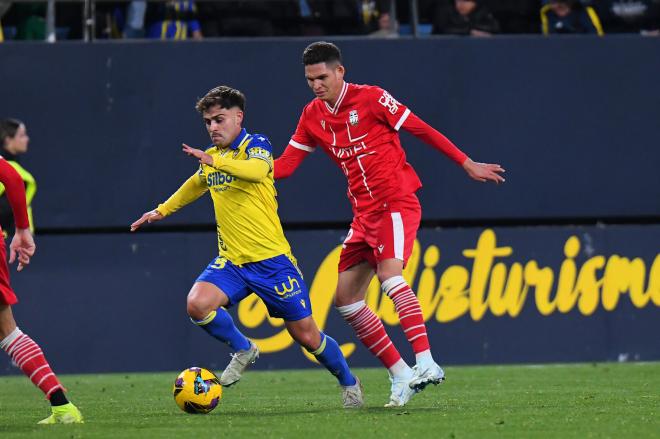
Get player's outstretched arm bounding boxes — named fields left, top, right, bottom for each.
left=402, top=112, right=505, bottom=184
left=273, top=144, right=309, bottom=179
left=130, top=210, right=164, bottom=232
left=9, top=228, right=35, bottom=272
left=462, top=158, right=505, bottom=184
left=131, top=171, right=208, bottom=233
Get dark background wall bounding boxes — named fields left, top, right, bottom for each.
left=1, top=36, right=659, bottom=228
left=0, top=37, right=658, bottom=374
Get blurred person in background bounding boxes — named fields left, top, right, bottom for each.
left=0, top=119, right=36, bottom=237
left=432, top=0, right=500, bottom=36
left=198, top=0, right=273, bottom=37
left=146, top=0, right=202, bottom=40
left=10, top=2, right=45, bottom=40
left=480, top=0, right=541, bottom=33
left=591, top=0, right=660, bottom=35
left=0, top=1, right=10, bottom=41
left=124, top=0, right=146, bottom=38
left=541, top=0, right=604, bottom=35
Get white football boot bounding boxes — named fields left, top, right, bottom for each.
left=384, top=369, right=417, bottom=408
left=219, top=341, right=259, bottom=387
left=341, top=375, right=364, bottom=409
left=409, top=362, right=445, bottom=392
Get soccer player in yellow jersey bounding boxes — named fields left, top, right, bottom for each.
left=131, top=85, right=363, bottom=408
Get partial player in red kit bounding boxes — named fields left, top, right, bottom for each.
left=274, top=42, right=505, bottom=407
left=0, top=155, right=83, bottom=424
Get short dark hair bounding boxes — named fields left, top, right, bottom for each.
left=195, top=86, right=245, bottom=114
left=0, top=118, right=23, bottom=147
left=302, top=41, right=342, bottom=66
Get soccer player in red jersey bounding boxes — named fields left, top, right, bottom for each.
left=0, top=156, right=83, bottom=424
left=274, top=41, right=505, bottom=407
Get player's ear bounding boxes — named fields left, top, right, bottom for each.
left=336, top=64, right=345, bottom=79
left=235, top=110, right=244, bottom=125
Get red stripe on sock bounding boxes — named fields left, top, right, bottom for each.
left=343, top=305, right=401, bottom=368
left=387, top=283, right=430, bottom=353
left=3, top=334, right=64, bottom=399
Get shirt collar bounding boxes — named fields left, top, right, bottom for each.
left=229, top=128, right=249, bottom=150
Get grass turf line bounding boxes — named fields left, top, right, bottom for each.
left=0, top=363, right=658, bottom=438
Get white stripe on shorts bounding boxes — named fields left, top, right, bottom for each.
left=391, top=212, right=404, bottom=260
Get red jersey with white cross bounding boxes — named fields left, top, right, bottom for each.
left=289, top=82, right=422, bottom=215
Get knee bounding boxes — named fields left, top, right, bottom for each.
left=376, top=260, right=403, bottom=284
left=376, top=269, right=399, bottom=285
left=0, top=307, right=17, bottom=340
left=297, top=333, right=319, bottom=352
left=333, top=287, right=355, bottom=307
left=289, top=325, right=321, bottom=351
left=186, top=292, right=212, bottom=321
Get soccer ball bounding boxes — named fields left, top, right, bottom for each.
left=173, top=367, right=223, bottom=414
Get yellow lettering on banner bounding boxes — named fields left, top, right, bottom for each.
left=527, top=261, right=555, bottom=316
left=417, top=245, right=442, bottom=321
left=649, top=255, right=660, bottom=306
left=603, top=255, right=646, bottom=310
left=436, top=266, right=470, bottom=322
left=576, top=256, right=605, bottom=315
left=556, top=236, right=579, bottom=313
left=487, top=262, right=509, bottom=317
left=504, top=263, right=526, bottom=317
left=463, top=229, right=512, bottom=321
left=234, top=228, right=659, bottom=362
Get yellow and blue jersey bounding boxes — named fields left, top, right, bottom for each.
left=157, top=128, right=291, bottom=266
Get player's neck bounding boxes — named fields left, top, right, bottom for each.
left=324, top=81, right=346, bottom=108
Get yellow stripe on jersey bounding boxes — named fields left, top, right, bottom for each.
left=158, top=132, right=290, bottom=265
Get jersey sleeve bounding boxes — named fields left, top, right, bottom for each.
left=368, top=86, right=412, bottom=132
left=156, top=172, right=208, bottom=217
left=0, top=158, right=30, bottom=229
left=401, top=112, right=468, bottom=165
left=273, top=144, right=309, bottom=179
left=289, top=110, right=317, bottom=153
left=245, top=134, right=274, bottom=169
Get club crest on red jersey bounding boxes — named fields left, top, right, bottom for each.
left=349, top=110, right=359, bottom=126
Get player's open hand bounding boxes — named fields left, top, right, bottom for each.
left=462, top=158, right=506, bottom=184
left=182, top=144, right=213, bottom=166
left=130, top=210, right=164, bottom=232
left=9, top=228, right=36, bottom=272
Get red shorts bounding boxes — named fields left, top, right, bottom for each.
left=338, top=193, right=421, bottom=272
left=0, top=238, right=17, bottom=306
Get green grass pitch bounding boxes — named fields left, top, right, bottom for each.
left=1, top=363, right=658, bottom=438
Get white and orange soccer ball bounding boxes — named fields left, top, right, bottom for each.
left=173, top=367, right=222, bottom=414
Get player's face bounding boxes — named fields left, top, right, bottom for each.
left=4, top=124, right=29, bottom=154
left=202, top=105, right=244, bottom=148
left=305, top=62, right=345, bottom=105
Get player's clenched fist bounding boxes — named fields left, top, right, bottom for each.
left=130, top=209, right=164, bottom=232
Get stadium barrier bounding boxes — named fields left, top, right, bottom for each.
left=0, top=36, right=658, bottom=228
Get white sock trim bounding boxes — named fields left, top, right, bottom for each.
left=381, top=275, right=406, bottom=295
left=388, top=358, right=411, bottom=378
left=415, top=349, right=434, bottom=365
left=0, top=327, right=22, bottom=351
left=336, top=300, right=366, bottom=317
